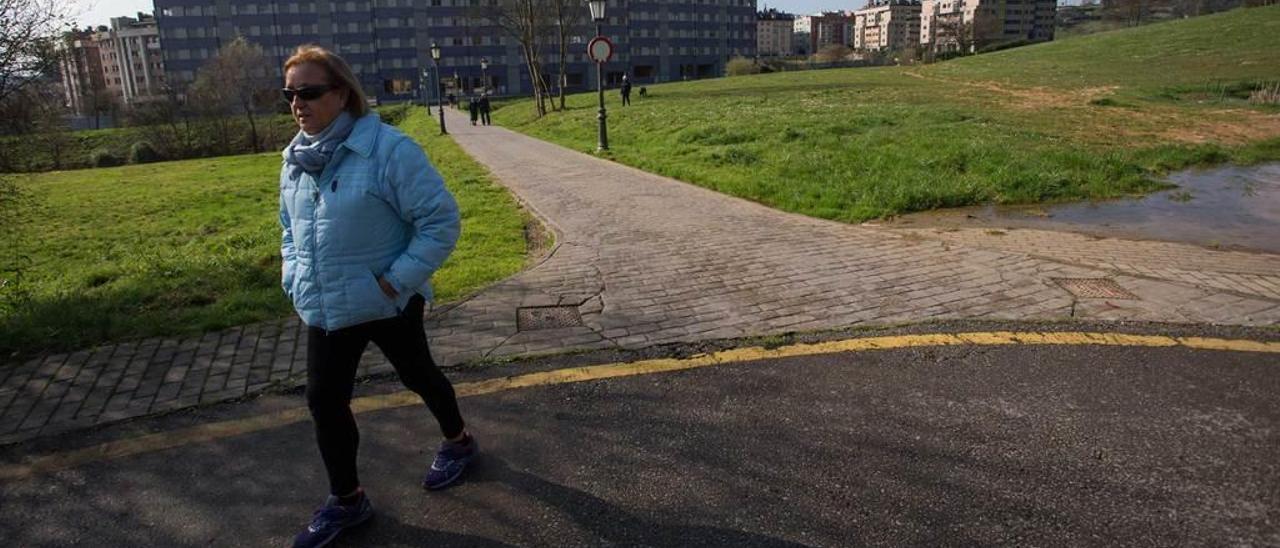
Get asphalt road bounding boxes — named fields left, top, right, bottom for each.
left=2, top=325, right=1278, bottom=547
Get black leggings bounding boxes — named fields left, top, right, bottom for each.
left=305, top=294, right=464, bottom=496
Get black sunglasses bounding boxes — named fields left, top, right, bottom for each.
left=281, top=85, right=334, bottom=103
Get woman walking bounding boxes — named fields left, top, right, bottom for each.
left=278, top=45, right=477, bottom=548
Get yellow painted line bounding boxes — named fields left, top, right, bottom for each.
left=1, top=331, right=1276, bottom=481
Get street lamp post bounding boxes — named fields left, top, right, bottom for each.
left=430, top=42, right=446, bottom=135
left=480, top=57, right=489, bottom=94
left=587, top=0, right=608, bottom=151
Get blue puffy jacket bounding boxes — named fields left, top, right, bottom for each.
left=279, top=113, right=460, bottom=331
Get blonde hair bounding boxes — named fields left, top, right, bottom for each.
left=284, top=44, right=369, bottom=117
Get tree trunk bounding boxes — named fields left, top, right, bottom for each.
left=557, top=36, right=568, bottom=111
left=245, top=106, right=259, bottom=153
left=555, top=1, right=568, bottom=111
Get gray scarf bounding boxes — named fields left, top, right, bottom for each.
left=282, top=111, right=356, bottom=179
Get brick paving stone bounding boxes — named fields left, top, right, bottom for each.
left=2, top=110, right=1278, bottom=445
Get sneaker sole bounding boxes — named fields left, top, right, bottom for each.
left=304, top=508, right=374, bottom=548
left=423, top=455, right=474, bottom=491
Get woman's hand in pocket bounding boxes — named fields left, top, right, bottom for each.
left=377, top=276, right=400, bottom=300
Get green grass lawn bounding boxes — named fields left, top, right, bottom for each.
left=494, top=5, right=1280, bottom=222
left=0, top=115, right=302, bottom=173
left=0, top=107, right=530, bottom=359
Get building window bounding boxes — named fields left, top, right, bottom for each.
left=384, top=78, right=413, bottom=94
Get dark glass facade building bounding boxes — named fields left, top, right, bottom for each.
left=154, top=0, right=757, bottom=103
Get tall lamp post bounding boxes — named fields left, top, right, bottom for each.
left=430, top=42, right=447, bottom=135
left=587, top=0, right=608, bottom=151
left=480, top=57, right=489, bottom=94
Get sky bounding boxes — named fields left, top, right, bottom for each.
left=72, top=0, right=154, bottom=28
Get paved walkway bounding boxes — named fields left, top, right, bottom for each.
left=2, top=109, right=1278, bottom=445
left=880, top=227, right=1280, bottom=301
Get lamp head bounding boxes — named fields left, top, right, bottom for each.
left=430, top=42, right=441, bottom=61
left=586, top=0, right=606, bottom=22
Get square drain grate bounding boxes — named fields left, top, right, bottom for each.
left=517, top=306, right=584, bottom=331
left=1052, top=278, right=1140, bottom=300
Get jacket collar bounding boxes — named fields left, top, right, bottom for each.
left=339, top=112, right=381, bottom=159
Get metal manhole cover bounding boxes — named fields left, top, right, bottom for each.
left=517, top=306, right=584, bottom=331
left=1052, top=278, right=1140, bottom=300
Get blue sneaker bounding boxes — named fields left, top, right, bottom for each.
left=292, top=493, right=373, bottom=548
left=423, top=435, right=477, bottom=490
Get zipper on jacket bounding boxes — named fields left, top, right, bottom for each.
left=309, top=175, right=328, bottom=333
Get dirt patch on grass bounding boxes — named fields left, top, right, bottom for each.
left=906, top=71, right=1118, bottom=109
left=1157, top=110, right=1280, bottom=145
left=981, top=83, right=1120, bottom=110
left=910, top=71, right=1280, bottom=145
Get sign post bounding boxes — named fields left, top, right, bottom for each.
left=587, top=36, right=614, bottom=152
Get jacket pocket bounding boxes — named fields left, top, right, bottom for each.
left=347, top=268, right=398, bottom=324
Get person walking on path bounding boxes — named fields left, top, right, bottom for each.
left=468, top=93, right=480, bottom=125
left=479, top=92, right=492, bottom=126
left=620, top=74, right=632, bottom=106
left=278, top=44, right=478, bottom=548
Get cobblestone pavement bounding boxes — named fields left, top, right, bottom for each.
left=880, top=227, right=1280, bottom=301
left=2, top=109, right=1278, bottom=445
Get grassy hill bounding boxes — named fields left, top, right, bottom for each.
left=0, top=108, right=530, bottom=359
left=494, top=5, right=1280, bottom=222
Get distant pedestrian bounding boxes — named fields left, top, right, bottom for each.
left=468, top=94, right=479, bottom=125
left=638, top=86, right=647, bottom=99
left=620, top=74, right=632, bottom=106
left=446, top=92, right=456, bottom=108
left=479, top=93, right=492, bottom=126
left=278, top=45, right=477, bottom=548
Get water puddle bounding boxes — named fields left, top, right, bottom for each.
left=883, top=163, right=1280, bottom=254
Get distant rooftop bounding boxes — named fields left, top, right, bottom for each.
left=862, top=0, right=922, bottom=7
left=108, top=12, right=156, bottom=31
left=758, top=8, right=796, bottom=20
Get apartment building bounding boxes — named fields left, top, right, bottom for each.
left=96, top=14, right=167, bottom=106
left=793, top=14, right=812, bottom=55
left=757, top=8, right=795, bottom=56
left=853, top=0, right=921, bottom=52
left=59, top=30, right=107, bottom=117
left=808, top=11, right=855, bottom=53
left=921, top=0, right=1055, bottom=53
left=153, top=0, right=758, bottom=103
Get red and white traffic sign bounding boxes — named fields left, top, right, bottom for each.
left=587, top=36, right=614, bottom=63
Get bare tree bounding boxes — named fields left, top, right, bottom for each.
left=131, top=84, right=200, bottom=160
left=191, top=37, right=276, bottom=152
left=483, top=0, right=556, bottom=117
left=188, top=72, right=237, bottom=155
left=0, top=0, right=75, bottom=104
left=1103, top=0, right=1152, bottom=26
left=85, top=85, right=117, bottom=130
left=550, top=0, right=587, bottom=111
left=28, top=83, right=72, bottom=169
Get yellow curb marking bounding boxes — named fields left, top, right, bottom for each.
left=2, top=331, right=1276, bottom=481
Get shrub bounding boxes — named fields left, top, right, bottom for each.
left=376, top=103, right=413, bottom=126
left=89, top=148, right=123, bottom=167
left=128, top=141, right=161, bottom=164
left=813, top=44, right=852, bottom=63
left=977, top=39, right=1032, bottom=54
left=725, top=57, right=761, bottom=77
